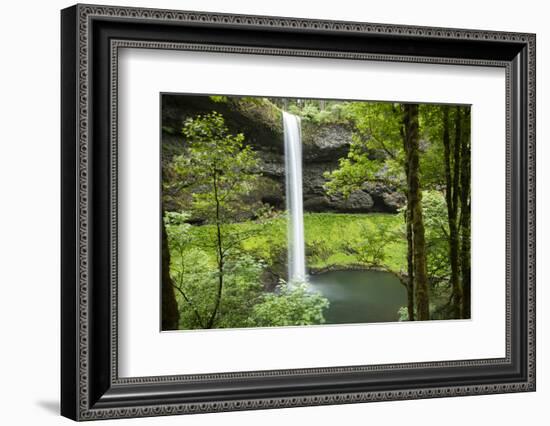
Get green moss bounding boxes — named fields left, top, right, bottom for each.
left=302, top=213, right=406, bottom=272
left=209, top=95, right=228, bottom=103
left=233, top=97, right=283, bottom=135
left=174, top=212, right=407, bottom=274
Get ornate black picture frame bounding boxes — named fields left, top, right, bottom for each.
left=61, top=3, right=536, bottom=421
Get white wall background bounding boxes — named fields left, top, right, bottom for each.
left=0, top=0, right=546, bottom=424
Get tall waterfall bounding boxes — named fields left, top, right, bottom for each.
left=283, top=111, right=306, bottom=284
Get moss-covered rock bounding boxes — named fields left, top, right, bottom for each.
left=161, top=95, right=405, bottom=214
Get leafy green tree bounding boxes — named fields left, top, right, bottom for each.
left=173, top=112, right=262, bottom=328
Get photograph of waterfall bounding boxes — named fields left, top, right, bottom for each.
left=160, top=94, right=471, bottom=331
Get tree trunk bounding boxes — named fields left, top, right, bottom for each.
left=443, top=106, right=462, bottom=319
left=206, top=173, right=224, bottom=329
left=401, top=120, right=415, bottom=321
left=460, top=108, right=471, bottom=318
left=161, top=218, right=180, bottom=330
left=405, top=210, right=415, bottom=321
left=404, top=104, right=429, bottom=320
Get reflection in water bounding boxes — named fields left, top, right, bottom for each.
left=308, top=270, right=407, bottom=324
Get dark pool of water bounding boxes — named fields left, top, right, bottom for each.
left=308, top=269, right=407, bottom=324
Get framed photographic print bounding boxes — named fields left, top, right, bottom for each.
left=61, top=3, right=536, bottom=421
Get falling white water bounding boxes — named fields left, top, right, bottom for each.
left=283, top=111, right=307, bottom=285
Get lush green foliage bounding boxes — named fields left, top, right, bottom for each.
left=165, top=212, right=332, bottom=329
left=174, top=111, right=262, bottom=223
left=342, top=220, right=400, bottom=266
left=322, top=100, right=471, bottom=320
left=165, top=208, right=455, bottom=328
left=168, top=112, right=330, bottom=329
left=303, top=213, right=406, bottom=271
left=183, top=212, right=408, bottom=274
left=248, top=283, right=329, bottom=327
left=420, top=190, right=451, bottom=282
left=163, top=100, right=471, bottom=328
left=287, top=102, right=348, bottom=125
left=323, top=102, right=405, bottom=197
left=323, top=103, right=451, bottom=197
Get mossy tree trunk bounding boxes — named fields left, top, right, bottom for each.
left=161, top=218, right=180, bottom=330
left=401, top=123, right=415, bottom=321
left=460, top=108, right=471, bottom=318
left=442, top=106, right=463, bottom=318
left=405, top=211, right=415, bottom=321
left=403, top=104, right=430, bottom=320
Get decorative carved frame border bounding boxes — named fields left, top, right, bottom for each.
left=61, top=3, right=536, bottom=421
left=109, top=40, right=512, bottom=383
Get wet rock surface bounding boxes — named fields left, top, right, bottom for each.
left=162, top=95, right=405, bottom=214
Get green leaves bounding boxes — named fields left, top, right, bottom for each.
left=164, top=211, right=191, bottom=226
left=324, top=102, right=468, bottom=198
left=286, top=100, right=351, bottom=125
left=324, top=102, right=407, bottom=198
left=166, top=216, right=330, bottom=329
left=167, top=112, right=331, bottom=329
left=173, top=111, right=262, bottom=224
left=343, top=220, right=399, bottom=267
left=249, top=283, right=329, bottom=327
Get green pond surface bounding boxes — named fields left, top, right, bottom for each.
left=308, top=270, right=407, bottom=324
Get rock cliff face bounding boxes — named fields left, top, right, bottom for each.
left=162, top=95, right=405, bottom=214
